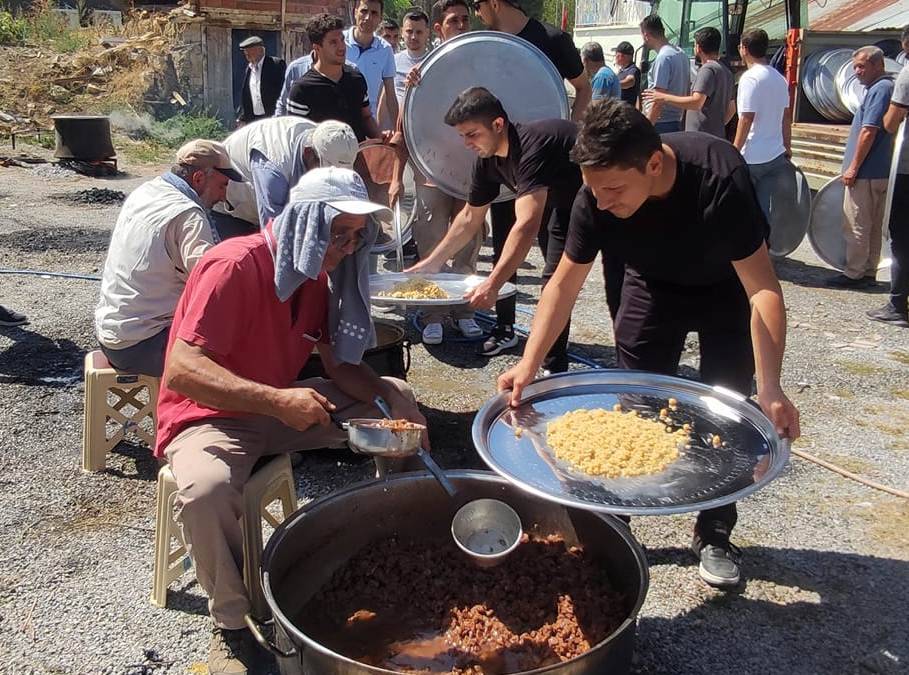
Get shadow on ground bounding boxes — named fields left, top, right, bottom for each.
left=0, top=326, right=83, bottom=387
left=635, top=546, right=909, bottom=674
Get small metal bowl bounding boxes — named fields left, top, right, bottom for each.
left=343, top=418, right=425, bottom=458
left=451, top=499, right=523, bottom=568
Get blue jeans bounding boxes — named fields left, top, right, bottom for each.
left=653, top=120, right=682, bottom=134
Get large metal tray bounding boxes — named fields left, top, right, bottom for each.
left=767, top=163, right=812, bottom=258
left=369, top=272, right=517, bottom=307
left=402, top=31, right=569, bottom=202
left=808, top=175, right=892, bottom=272
left=472, top=370, right=790, bottom=516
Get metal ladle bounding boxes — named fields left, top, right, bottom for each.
left=356, top=396, right=458, bottom=497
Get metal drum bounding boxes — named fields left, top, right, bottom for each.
left=808, top=175, right=892, bottom=272
left=52, top=115, right=116, bottom=160
left=403, top=31, right=570, bottom=202
left=767, top=163, right=813, bottom=258
left=472, top=371, right=790, bottom=516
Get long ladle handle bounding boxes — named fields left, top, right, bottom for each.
left=373, top=395, right=394, bottom=420
left=416, top=448, right=458, bottom=497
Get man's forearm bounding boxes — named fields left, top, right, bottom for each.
left=166, top=341, right=284, bottom=419
left=749, top=289, right=787, bottom=394
left=521, top=261, right=589, bottom=370
left=363, top=113, right=381, bottom=139
left=782, top=107, right=792, bottom=154
left=848, top=127, right=877, bottom=173
left=646, top=99, right=663, bottom=123
left=884, top=104, right=907, bottom=134
left=385, top=84, right=400, bottom=126
left=571, top=78, right=592, bottom=122
left=733, top=114, right=754, bottom=150
left=656, top=92, right=704, bottom=110
left=423, top=207, right=483, bottom=265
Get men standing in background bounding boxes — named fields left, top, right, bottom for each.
left=378, top=9, right=430, bottom=129
left=345, top=0, right=398, bottom=126
left=829, top=46, right=895, bottom=288
left=868, top=62, right=909, bottom=326
left=378, top=18, right=401, bottom=51
left=581, top=42, right=621, bottom=101
left=640, top=15, right=690, bottom=133
left=236, top=36, right=286, bottom=126
left=287, top=14, right=383, bottom=142
left=388, top=0, right=483, bottom=346
left=613, top=41, right=641, bottom=107
left=734, top=29, right=795, bottom=248
left=642, top=27, right=733, bottom=138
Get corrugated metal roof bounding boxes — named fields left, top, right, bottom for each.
left=745, top=0, right=909, bottom=37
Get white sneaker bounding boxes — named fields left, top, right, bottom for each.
left=457, top=318, right=483, bottom=338
left=422, top=322, right=444, bottom=345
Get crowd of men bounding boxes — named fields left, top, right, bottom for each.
left=47, top=2, right=906, bottom=673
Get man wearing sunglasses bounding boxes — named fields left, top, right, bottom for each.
left=155, top=167, right=427, bottom=675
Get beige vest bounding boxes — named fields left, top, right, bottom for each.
left=220, top=116, right=317, bottom=226
left=95, top=177, right=212, bottom=349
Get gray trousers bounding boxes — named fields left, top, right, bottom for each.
left=99, top=327, right=169, bottom=377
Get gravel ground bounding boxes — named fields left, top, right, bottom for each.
left=0, top=144, right=907, bottom=675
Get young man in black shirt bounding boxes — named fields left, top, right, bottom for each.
left=407, top=87, right=583, bottom=371
left=499, top=100, right=801, bottom=588
left=287, top=14, right=381, bottom=142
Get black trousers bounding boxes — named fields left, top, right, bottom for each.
left=888, top=173, right=909, bottom=312
left=614, top=271, right=755, bottom=543
left=490, top=198, right=572, bottom=372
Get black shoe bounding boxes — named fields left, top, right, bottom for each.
left=692, top=537, right=742, bottom=587
left=825, top=274, right=871, bottom=289
left=866, top=304, right=909, bottom=327
left=478, top=326, right=518, bottom=357
left=0, top=305, right=28, bottom=327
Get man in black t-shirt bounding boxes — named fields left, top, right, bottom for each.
left=499, top=100, right=801, bottom=589
left=407, top=87, right=582, bottom=371
left=286, top=14, right=381, bottom=142
left=613, top=41, right=641, bottom=107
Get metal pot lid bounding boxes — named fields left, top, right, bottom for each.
left=472, top=370, right=790, bottom=516
left=767, top=164, right=812, bottom=258
left=807, top=175, right=892, bottom=271
left=369, top=272, right=517, bottom=306
left=402, top=31, right=570, bottom=202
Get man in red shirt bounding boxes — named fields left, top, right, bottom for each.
left=156, top=167, right=426, bottom=674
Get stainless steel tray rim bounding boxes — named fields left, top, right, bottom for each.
left=471, top=370, right=791, bottom=516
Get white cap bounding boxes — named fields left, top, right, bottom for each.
left=303, top=120, right=359, bottom=170
left=289, top=167, right=393, bottom=221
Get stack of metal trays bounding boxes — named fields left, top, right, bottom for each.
left=836, top=56, right=903, bottom=116
left=403, top=31, right=569, bottom=202
left=803, top=48, right=903, bottom=122
left=472, top=371, right=790, bottom=516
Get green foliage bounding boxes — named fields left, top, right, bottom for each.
left=149, top=113, right=228, bottom=148
left=0, top=10, right=28, bottom=45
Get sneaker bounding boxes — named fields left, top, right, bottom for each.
left=209, top=627, right=260, bottom=675
left=0, top=305, right=28, bottom=327
left=422, top=322, right=444, bottom=345
left=478, top=326, right=518, bottom=356
left=825, top=274, right=871, bottom=289
left=866, top=304, right=909, bottom=328
left=692, top=538, right=742, bottom=587
left=456, top=318, right=483, bottom=338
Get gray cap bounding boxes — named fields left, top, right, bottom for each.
left=304, top=120, right=359, bottom=170
left=288, top=167, right=392, bottom=221
left=239, top=36, right=265, bottom=49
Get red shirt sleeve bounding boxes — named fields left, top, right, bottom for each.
left=174, top=257, right=254, bottom=358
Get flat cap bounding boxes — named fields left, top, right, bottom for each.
left=239, top=36, right=265, bottom=49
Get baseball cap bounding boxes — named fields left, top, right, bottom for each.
left=304, top=120, right=358, bottom=170
left=614, top=41, right=635, bottom=56
left=288, top=167, right=393, bottom=221
left=175, top=140, right=244, bottom=181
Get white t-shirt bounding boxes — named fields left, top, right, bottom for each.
left=394, top=49, right=426, bottom=106
left=736, top=63, right=789, bottom=164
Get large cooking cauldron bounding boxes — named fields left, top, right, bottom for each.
left=251, top=470, right=649, bottom=675
left=299, top=320, right=410, bottom=381
left=51, top=115, right=116, bottom=161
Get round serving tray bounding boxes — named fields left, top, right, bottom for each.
left=369, top=272, right=517, bottom=307
left=472, top=370, right=790, bottom=516
left=402, top=31, right=569, bottom=202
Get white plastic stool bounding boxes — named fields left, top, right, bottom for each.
left=82, top=350, right=159, bottom=472
left=150, top=454, right=298, bottom=617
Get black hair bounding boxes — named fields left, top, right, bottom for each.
left=379, top=18, right=399, bottom=30
left=444, top=87, right=509, bottom=127
left=693, top=26, right=721, bottom=54
left=403, top=8, right=430, bottom=25
left=740, top=29, right=769, bottom=58
left=571, top=99, right=662, bottom=171
left=639, top=15, right=665, bottom=38
left=356, top=0, right=384, bottom=13
left=306, top=14, right=344, bottom=46
left=431, top=0, right=469, bottom=24
left=580, top=42, right=605, bottom=63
